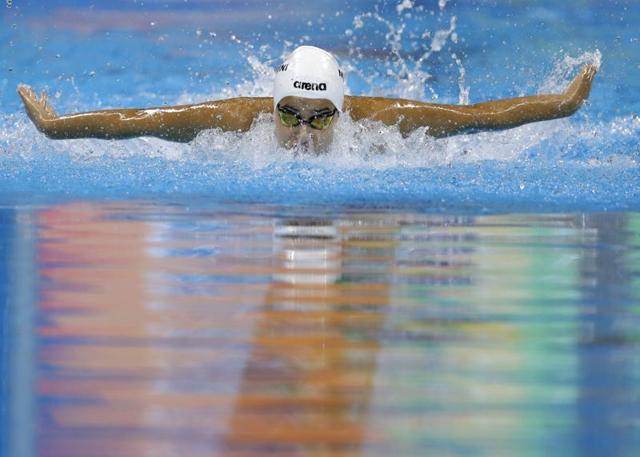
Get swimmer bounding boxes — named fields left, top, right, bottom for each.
left=17, top=45, right=598, bottom=151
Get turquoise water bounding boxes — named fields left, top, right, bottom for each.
left=1, top=1, right=640, bottom=456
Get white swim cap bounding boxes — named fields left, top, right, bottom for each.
left=273, top=46, right=344, bottom=112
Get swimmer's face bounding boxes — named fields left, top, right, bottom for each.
left=274, top=96, right=338, bottom=152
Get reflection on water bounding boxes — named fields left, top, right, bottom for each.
left=1, top=203, right=640, bottom=456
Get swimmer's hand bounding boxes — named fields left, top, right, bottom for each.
left=17, top=85, right=58, bottom=135
left=561, top=64, right=598, bottom=115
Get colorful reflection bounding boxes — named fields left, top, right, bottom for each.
left=1, top=204, right=639, bottom=456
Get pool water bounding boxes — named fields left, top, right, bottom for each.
left=1, top=1, right=640, bottom=456
left=1, top=0, right=638, bottom=209
left=2, top=203, right=640, bottom=456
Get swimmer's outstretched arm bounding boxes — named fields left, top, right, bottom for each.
left=17, top=85, right=272, bottom=142
left=347, top=64, right=597, bottom=137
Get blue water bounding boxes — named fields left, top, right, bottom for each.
left=0, top=204, right=638, bottom=457
left=1, top=0, right=638, bottom=210
left=1, top=1, right=640, bottom=456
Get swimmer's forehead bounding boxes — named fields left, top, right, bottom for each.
left=277, top=96, right=336, bottom=113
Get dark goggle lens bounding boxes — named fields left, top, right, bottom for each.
left=279, top=110, right=300, bottom=127
left=309, top=113, right=335, bottom=130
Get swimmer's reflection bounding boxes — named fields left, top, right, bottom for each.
left=221, top=218, right=392, bottom=455
left=34, top=206, right=396, bottom=457
left=25, top=206, right=640, bottom=456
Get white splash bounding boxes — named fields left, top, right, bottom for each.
left=396, top=0, right=414, bottom=15
left=452, top=53, right=470, bottom=105
left=539, top=49, right=602, bottom=95
left=345, top=15, right=455, bottom=100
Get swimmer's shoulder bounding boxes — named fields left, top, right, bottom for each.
left=344, top=95, right=427, bottom=120
left=185, top=97, right=273, bottom=127
left=231, top=97, right=273, bottom=116
left=197, top=96, right=273, bottom=111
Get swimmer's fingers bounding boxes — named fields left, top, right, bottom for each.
left=17, top=84, right=45, bottom=127
left=17, top=85, right=57, bottom=128
left=583, top=63, right=598, bottom=80
left=559, top=64, right=597, bottom=114
left=39, top=89, right=58, bottom=118
left=17, top=84, right=41, bottom=116
left=566, top=64, right=598, bottom=104
left=36, top=89, right=58, bottom=118
left=17, top=84, right=37, bottom=108
left=581, top=64, right=598, bottom=97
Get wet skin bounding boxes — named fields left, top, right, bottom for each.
left=273, top=96, right=338, bottom=151
left=17, top=64, right=598, bottom=146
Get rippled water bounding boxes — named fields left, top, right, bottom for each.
left=2, top=202, right=639, bottom=456
left=2, top=1, right=640, bottom=455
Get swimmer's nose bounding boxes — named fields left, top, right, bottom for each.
left=295, top=124, right=313, bottom=144
left=297, top=124, right=311, bottom=136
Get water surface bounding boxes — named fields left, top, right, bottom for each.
left=2, top=203, right=639, bottom=456
left=2, top=1, right=640, bottom=454
left=1, top=0, right=639, bottom=210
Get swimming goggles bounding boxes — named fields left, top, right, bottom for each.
left=276, top=103, right=337, bottom=130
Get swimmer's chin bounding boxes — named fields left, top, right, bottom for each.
left=278, top=139, right=329, bottom=155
